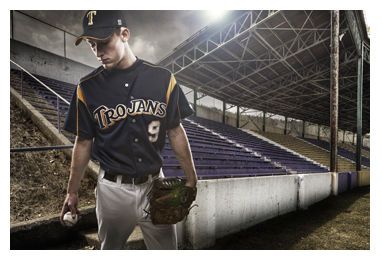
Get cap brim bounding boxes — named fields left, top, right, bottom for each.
left=74, top=27, right=116, bottom=46
left=74, top=37, right=85, bottom=46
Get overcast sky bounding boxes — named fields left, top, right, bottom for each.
left=14, top=10, right=228, bottom=66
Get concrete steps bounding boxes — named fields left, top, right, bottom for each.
left=253, top=131, right=369, bottom=172
left=339, top=142, right=370, bottom=158
left=79, top=225, right=147, bottom=250
left=11, top=71, right=74, bottom=142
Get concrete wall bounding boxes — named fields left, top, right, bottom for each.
left=358, top=171, right=370, bottom=187
left=297, top=173, right=332, bottom=210
left=10, top=39, right=96, bottom=85
left=177, top=172, right=332, bottom=249
left=338, top=172, right=358, bottom=194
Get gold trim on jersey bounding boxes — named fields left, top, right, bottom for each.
left=166, top=74, right=176, bottom=106
left=80, top=68, right=106, bottom=83
left=77, top=85, right=86, bottom=104
left=76, top=69, right=105, bottom=134
left=142, top=62, right=171, bottom=72
left=77, top=85, right=92, bottom=116
left=78, top=69, right=105, bottom=115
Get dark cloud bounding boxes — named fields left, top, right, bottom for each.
left=16, top=10, right=219, bottom=63
left=124, top=10, right=216, bottom=62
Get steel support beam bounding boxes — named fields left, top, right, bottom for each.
left=330, top=10, right=339, bottom=173
left=223, top=101, right=226, bottom=124
left=193, top=88, right=197, bottom=116
left=262, top=111, right=266, bottom=131
left=284, top=116, right=288, bottom=135
left=345, top=10, right=365, bottom=170
left=236, top=105, right=240, bottom=128
left=363, top=43, right=370, bottom=65
left=345, top=10, right=363, bottom=57
left=159, top=10, right=280, bottom=74
left=356, top=44, right=364, bottom=171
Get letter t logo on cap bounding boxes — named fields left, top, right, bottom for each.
left=87, top=11, right=97, bottom=25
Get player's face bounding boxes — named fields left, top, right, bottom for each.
left=86, top=31, right=127, bottom=70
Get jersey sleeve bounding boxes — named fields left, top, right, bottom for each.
left=63, top=84, right=95, bottom=140
left=166, top=74, right=195, bottom=130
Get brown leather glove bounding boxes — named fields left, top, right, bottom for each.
left=146, top=177, right=197, bottom=225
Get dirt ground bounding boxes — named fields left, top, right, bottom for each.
left=10, top=99, right=370, bottom=250
left=10, top=100, right=96, bottom=225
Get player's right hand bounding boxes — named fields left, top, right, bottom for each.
left=60, top=192, right=81, bottom=226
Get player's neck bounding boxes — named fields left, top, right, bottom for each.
left=112, top=48, right=137, bottom=70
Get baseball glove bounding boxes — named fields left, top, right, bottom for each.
left=146, top=177, right=197, bottom=225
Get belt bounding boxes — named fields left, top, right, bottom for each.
left=103, top=172, right=159, bottom=185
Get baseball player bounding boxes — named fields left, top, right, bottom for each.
left=59, top=10, right=198, bottom=250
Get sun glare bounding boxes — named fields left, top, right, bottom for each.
left=208, top=10, right=227, bottom=19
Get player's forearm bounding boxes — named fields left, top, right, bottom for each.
left=67, top=136, right=93, bottom=194
left=167, top=124, right=197, bottom=187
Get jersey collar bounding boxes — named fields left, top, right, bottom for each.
left=106, top=57, right=142, bottom=75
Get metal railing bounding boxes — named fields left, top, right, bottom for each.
left=10, top=60, right=74, bottom=152
left=10, top=145, right=73, bottom=153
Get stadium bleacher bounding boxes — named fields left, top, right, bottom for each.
left=10, top=68, right=76, bottom=142
left=11, top=68, right=75, bottom=114
left=253, top=131, right=370, bottom=172
left=300, top=137, right=370, bottom=168
left=187, top=115, right=329, bottom=175
left=10, top=68, right=369, bottom=179
left=165, top=119, right=290, bottom=179
left=339, top=142, right=370, bottom=158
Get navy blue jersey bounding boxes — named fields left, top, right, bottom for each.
left=63, top=58, right=194, bottom=178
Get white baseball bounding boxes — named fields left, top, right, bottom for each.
left=63, top=212, right=78, bottom=227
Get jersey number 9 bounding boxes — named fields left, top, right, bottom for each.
left=148, top=121, right=161, bottom=143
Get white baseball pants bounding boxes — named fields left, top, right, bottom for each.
left=95, top=168, right=177, bottom=250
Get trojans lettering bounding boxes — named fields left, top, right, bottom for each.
left=93, top=99, right=166, bottom=130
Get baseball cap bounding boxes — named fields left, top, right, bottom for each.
left=75, top=10, right=127, bottom=46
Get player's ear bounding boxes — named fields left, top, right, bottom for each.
left=121, top=27, right=130, bottom=43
